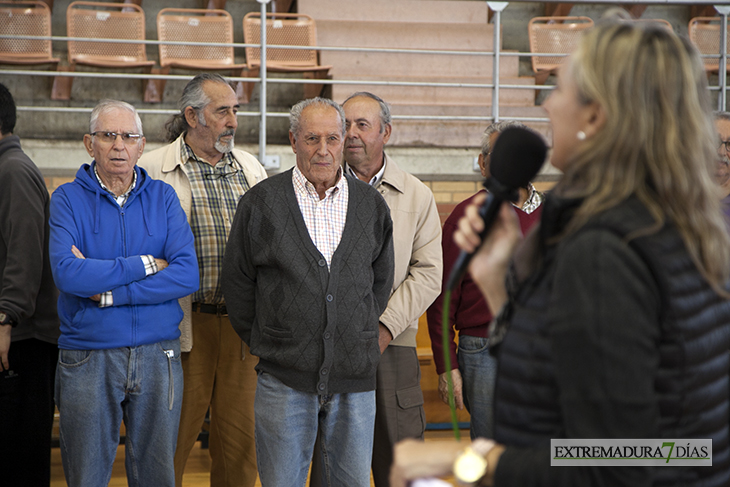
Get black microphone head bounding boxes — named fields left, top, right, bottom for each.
left=489, top=126, right=548, bottom=189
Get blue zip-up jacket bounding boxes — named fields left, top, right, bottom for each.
left=49, top=162, right=199, bottom=350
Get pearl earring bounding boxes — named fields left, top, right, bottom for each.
left=577, top=131, right=587, bottom=141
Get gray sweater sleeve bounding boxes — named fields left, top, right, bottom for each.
left=221, top=192, right=257, bottom=345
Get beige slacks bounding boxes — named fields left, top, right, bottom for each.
left=174, top=312, right=258, bottom=487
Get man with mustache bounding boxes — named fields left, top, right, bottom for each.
left=139, top=73, right=268, bottom=487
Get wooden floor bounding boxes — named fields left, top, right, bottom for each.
left=51, top=442, right=213, bottom=487
left=50, top=318, right=469, bottom=486
left=49, top=379, right=468, bottom=486
left=50, top=429, right=463, bottom=487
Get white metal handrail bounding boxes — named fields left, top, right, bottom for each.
left=1, top=0, right=728, bottom=162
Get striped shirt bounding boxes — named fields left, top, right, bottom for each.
left=94, top=162, right=136, bottom=207
left=93, top=164, right=156, bottom=307
left=292, top=166, right=348, bottom=269
left=344, top=159, right=386, bottom=187
left=181, top=143, right=250, bottom=304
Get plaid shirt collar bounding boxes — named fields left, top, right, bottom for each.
left=93, top=163, right=137, bottom=207
left=292, top=165, right=346, bottom=200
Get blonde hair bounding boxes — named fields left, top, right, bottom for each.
left=553, top=21, right=730, bottom=289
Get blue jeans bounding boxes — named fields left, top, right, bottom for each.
left=255, top=371, right=376, bottom=487
left=55, top=339, right=183, bottom=487
left=457, top=334, right=497, bottom=439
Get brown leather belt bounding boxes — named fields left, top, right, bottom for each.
left=191, top=302, right=227, bottom=316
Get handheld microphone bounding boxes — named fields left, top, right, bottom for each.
left=445, top=126, right=547, bottom=291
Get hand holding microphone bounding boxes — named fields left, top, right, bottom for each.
left=391, top=128, right=546, bottom=487
left=447, top=127, right=547, bottom=292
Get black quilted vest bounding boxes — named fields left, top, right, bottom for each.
left=492, top=195, right=730, bottom=487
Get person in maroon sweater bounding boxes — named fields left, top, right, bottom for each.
left=427, top=121, right=544, bottom=440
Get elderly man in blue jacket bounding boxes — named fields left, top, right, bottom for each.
left=49, top=99, right=199, bottom=487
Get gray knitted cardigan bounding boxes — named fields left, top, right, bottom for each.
left=222, top=169, right=394, bottom=395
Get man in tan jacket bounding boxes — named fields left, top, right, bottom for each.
left=139, top=73, right=267, bottom=487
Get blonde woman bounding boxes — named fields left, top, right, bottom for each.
left=391, top=21, right=730, bottom=487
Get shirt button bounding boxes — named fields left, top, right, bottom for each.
left=318, top=383, right=326, bottom=391
left=318, top=259, right=326, bottom=267
left=324, top=332, right=331, bottom=339
left=326, top=294, right=333, bottom=302
left=320, top=368, right=328, bottom=375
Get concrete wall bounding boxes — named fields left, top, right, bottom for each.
left=0, top=0, right=302, bottom=145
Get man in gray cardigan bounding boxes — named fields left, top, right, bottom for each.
left=222, top=97, right=394, bottom=487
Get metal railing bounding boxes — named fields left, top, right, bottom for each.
left=0, top=0, right=728, bottom=163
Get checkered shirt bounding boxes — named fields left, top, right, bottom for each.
left=292, top=166, right=349, bottom=270
left=181, top=143, right=251, bottom=304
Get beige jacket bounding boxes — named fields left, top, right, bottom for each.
left=138, top=134, right=268, bottom=351
left=376, top=155, right=442, bottom=347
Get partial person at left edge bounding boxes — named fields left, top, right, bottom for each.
left=714, top=111, right=730, bottom=222
left=0, top=83, right=60, bottom=487
left=48, top=99, right=199, bottom=487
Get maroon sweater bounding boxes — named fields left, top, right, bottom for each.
left=427, top=190, right=542, bottom=374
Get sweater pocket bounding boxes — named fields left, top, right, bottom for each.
left=263, top=327, right=293, bottom=339
left=256, top=327, right=303, bottom=370
left=333, top=330, right=380, bottom=380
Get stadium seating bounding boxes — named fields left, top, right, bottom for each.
left=0, top=1, right=59, bottom=67
left=51, top=1, right=154, bottom=101
left=241, top=12, right=331, bottom=103
left=149, top=7, right=247, bottom=103
left=689, top=16, right=730, bottom=73
left=528, top=16, right=594, bottom=86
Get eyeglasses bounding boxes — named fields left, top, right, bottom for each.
left=719, top=140, right=730, bottom=154
left=91, top=132, right=142, bottom=145
left=204, top=169, right=240, bottom=180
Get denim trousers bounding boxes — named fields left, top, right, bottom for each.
left=310, top=346, right=425, bottom=487
left=254, top=371, right=376, bottom=487
left=457, top=334, right=497, bottom=439
left=55, top=339, right=183, bottom=487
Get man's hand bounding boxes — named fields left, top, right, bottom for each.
left=71, top=245, right=102, bottom=301
left=0, top=324, right=11, bottom=371
left=155, top=258, right=169, bottom=271
left=378, top=322, right=393, bottom=353
left=438, top=369, right=465, bottom=410
left=71, top=244, right=85, bottom=260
